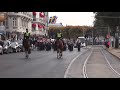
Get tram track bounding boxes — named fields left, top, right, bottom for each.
left=83, top=47, right=120, bottom=78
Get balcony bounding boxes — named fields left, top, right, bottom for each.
left=6, top=26, right=8, bottom=29
left=45, top=27, right=49, bottom=30
left=32, top=18, right=45, bottom=24
left=13, top=26, right=18, bottom=29
left=8, top=12, right=33, bottom=20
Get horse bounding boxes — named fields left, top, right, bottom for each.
left=23, top=39, right=31, bottom=59
left=55, top=39, right=64, bottom=59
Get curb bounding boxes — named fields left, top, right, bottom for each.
left=102, top=46, right=120, bottom=60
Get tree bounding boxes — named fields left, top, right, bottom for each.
left=94, top=12, right=120, bottom=36
left=48, top=26, right=93, bottom=39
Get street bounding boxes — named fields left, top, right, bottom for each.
left=1, top=12, right=120, bottom=78
left=0, top=48, right=88, bottom=78
left=0, top=46, right=120, bottom=78
left=65, top=46, right=120, bottom=78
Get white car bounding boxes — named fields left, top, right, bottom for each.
left=77, top=37, right=86, bottom=47
left=0, top=45, right=3, bottom=55
left=11, top=42, right=20, bottom=53
left=81, top=42, right=86, bottom=47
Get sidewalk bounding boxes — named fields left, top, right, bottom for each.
left=103, top=46, right=120, bottom=59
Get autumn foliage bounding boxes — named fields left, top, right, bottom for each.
left=48, top=26, right=94, bottom=39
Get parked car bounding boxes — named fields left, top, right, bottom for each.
left=11, top=42, right=20, bottom=53
left=2, top=41, right=13, bottom=54
left=0, top=45, right=3, bottom=55
left=16, top=40, right=24, bottom=52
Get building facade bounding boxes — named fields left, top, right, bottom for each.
left=32, top=12, right=49, bottom=36
left=2, top=12, right=33, bottom=40
left=0, top=12, right=49, bottom=40
left=48, top=23, right=63, bottom=27
left=0, top=12, right=7, bottom=40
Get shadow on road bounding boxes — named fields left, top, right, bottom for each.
left=19, top=57, right=32, bottom=61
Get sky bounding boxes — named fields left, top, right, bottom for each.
left=49, top=12, right=95, bottom=26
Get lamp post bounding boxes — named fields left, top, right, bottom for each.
left=115, top=26, right=119, bottom=48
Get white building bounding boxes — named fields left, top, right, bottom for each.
left=48, top=23, right=63, bottom=27
left=32, top=12, right=49, bottom=36
left=2, top=12, right=33, bottom=40
left=0, top=12, right=7, bottom=40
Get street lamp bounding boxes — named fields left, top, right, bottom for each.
left=115, top=26, right=119, bottom=48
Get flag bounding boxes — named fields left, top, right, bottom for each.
left=49, top=16, right=58, bottom=24
left=49, top=17, right=52, bottom=23
left=51, top=16, right=54, bottom=23
left=53, top=16, right=57, bottom=24
left=40, top=12, right=44, bottom=17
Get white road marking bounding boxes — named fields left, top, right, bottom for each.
left=83, top=48, right=93, bottom=78
left=101, top=49, right=120, bottom=77
left=64, top=49, right=88, bottom=78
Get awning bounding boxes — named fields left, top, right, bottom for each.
left=38, top=24, right=43, bottom=28
left=33, top=12, right=36, bottom=15
left=39, top=12, right=45, bottom=17
left=32, top=23, right=36, bottom=27
left=43, top=25, right=45, bottom=29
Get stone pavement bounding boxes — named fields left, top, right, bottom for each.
left=103, top=46, right=120, bottom=59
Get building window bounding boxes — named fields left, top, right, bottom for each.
left=3, top=19, right=8, bottom=27
left=6, top=19, right=8, bottom=26
left=24, top=21, right=26, bottom=27
left=33, top=15, right=36, bottom=21
left=27, top=21, right=28, bottom=28
left=23, top=21, right=25, bottom=27
left=13, top=17, right=17, bottom=27
left=32, top=27, right=36, bottom=31
left=22, top=20, right=25, bottom=28
left=22, top=20, right=23, bottom=27
left=25, top=21, right=26, bottom=27
left=3, top=21, right=5, bottom=26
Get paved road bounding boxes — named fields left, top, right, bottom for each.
left=86, top=47, right=120, bottom=78
left=0, top=48, right=88, bottom=78
left=65, top=46, right=120, bottom=78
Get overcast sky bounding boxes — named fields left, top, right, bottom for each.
left=49, top=12, right=95, bottom=26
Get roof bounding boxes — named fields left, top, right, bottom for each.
left=48, top=23, right=63, bottom=27
left=78, top=37, right=85, bottom=38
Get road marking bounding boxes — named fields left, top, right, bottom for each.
left=83, top=48, right=93, bottom=78
left=64, top=49, right=88, bottom=78
left=101, top=49, right=120, bottom=77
